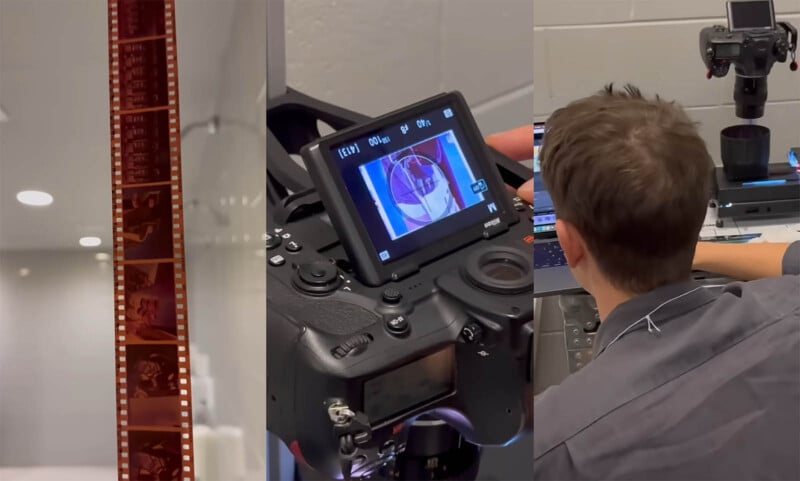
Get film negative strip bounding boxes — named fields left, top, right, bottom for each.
left=107, top=1, right=194, bottom=480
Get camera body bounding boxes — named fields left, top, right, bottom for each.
left=266, top=92, right=533, bottom=479
left=700, top=25, right=792, bottom=78
left=699, top=0, right=797, bottom=119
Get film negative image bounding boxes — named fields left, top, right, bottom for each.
left=117, top=0, right=166, bottom=41
left=121, top=110, right=171, bottom=185
left=129, top=430, right=182, bottom=481
left=359, top=130, right=486, bottom=241
left=118, top=39, right=169, bottom=111
left=126, top=345, right=181, bottom=427
left=125, top=263, right=177, bottom=341
left=122, top=185, right=174, bottom=260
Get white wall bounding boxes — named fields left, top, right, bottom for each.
left=183, top=0, right=267, bottom=473
left=534, top=0, right=800, bottom=165
left=284, top=0, right=534, bottom=136
left=0, top=251, right=117, bottom=466
left=184, top=245, right=266, bottom=471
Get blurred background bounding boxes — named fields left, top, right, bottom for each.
left=284, top=0, right=534, bottom=138
left=0, top=0, right=266, bottom=479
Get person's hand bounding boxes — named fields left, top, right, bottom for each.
left=486, top=125, right=534, bottom=203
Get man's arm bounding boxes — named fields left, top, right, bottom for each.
left=693, top=241, right=800, bottom=280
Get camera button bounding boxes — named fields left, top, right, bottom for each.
left=385, top=315, right=409, bottom=336
left=268, top=254, right=286, bottom=267
left=266, top=233, right=282, bottom=250
left=381, top=287, right=402, bottom=304
left=461, top=323, right=483, bottom=343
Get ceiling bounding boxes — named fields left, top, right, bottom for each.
left=0, top=0, right=263, bottom=252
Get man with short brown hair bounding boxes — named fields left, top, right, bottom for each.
left=540, top=83, right=715, bottom=304
left=531, top=85, right=800, bottom=480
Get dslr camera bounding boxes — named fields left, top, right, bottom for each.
left=700, top=0, right=797, bottom=119
left=266, top=91, right=534, bottom=480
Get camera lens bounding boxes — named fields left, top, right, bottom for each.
left=464, top=246, right=532, bottom=295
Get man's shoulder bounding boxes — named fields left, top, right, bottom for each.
left=533, top=360, right=610, bottom=457
left=534, top=275, right=800, bottom=458
left=712, top=275, right=800, bottom=321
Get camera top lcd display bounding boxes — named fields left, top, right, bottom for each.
left=328, top=103, right=502, bottom=267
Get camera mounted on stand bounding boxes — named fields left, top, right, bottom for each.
left=266, top=90, right=534, bottom=480
left=699, top=0, right=799, bottom=222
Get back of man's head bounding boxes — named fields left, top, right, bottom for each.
left=539, top=84, right=715, bottom=294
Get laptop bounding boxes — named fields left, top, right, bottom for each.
left=532, top=122, right=582, bottom=297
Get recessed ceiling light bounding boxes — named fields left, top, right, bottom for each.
left=79, top=236, right=102, bottom=247
left=16, top=190, right=53, bottom=206
left=95, top=252, right=111, bottom=261
left=18, top=268, right=30, bottom=277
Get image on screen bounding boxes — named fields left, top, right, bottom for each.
left=358, top=130, right=485, bottom=241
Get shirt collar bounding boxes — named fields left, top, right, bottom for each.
left=593, top=279, right=717, bottom=358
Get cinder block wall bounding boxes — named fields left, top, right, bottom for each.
left=284, top=0, right=534, bottom=136
left=534, top=0, right=800, bottom=165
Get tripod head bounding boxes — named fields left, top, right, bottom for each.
left=266, top=89, right=533, bottom=480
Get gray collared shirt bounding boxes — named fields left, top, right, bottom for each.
left=534, top=241, right=800, bottom=481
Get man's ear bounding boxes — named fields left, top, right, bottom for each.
left=555, top=219, right=585, bottom=268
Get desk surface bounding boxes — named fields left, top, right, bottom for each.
left=701, top=205, right=800, bottom=243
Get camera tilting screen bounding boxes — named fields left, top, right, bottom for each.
left=728, top=0, right=774, bottom=30
left=330, top=105, right=502, bottom=266
left=362, top=346, right=455, bottom=425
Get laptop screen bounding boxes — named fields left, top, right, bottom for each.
left=532, top=122, right=556, bottom=235
left=533, top=122, right=544, bottom=173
